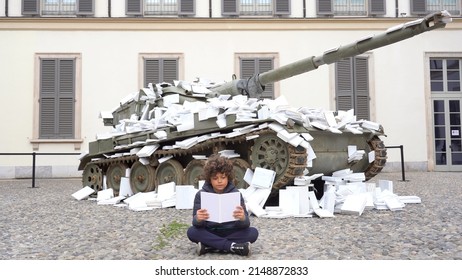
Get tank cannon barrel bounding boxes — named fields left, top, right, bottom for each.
left=211, top=10, right=451, bottom=98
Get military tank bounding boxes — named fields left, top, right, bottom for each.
left=78, top=11, right=451, bottom=195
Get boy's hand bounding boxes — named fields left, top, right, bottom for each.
left=233, top=205, right=246, bottom=221
left=196, top=208, right=209, bottom=222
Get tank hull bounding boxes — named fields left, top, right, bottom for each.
left=80, top=114, right=386, bottom=195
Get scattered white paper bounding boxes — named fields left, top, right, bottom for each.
left=72, top=186, right=95, bottom=200
left=250, top=167, right=276, bottom=189
left=119, top=177, right=133, bottom=197
left=176, top=185, right=198, bottom=209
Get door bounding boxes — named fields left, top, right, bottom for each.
left=430, top=57, right=462, bottom=171
left=432, top=99, right=462, bottom=171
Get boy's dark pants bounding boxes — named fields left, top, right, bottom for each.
left=187, top=226, right=258, bottom=251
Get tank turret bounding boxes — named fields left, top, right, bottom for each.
left=79, top=11, right=451, bottom=195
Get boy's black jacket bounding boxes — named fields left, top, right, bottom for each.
left=191, top=181, right=250, bottom=230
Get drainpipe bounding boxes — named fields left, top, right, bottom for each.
left=5, top=0, right=8, bottom=17
left=209, top=0, right=212, bottom=18
left=395, top=0, right=399, bottom=17
left=303, top=0, right=306, bottom=18
left=108, top=0, right=112, bottom=17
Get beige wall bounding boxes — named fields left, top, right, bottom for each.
left=1, top=4, right=462, bottom=178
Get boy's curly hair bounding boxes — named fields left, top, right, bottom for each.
left=202, top=154, right=234, bottom=183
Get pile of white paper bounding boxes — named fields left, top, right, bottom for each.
left=72, top=167, right=421, bottom=219
left=240, top=167, right=276, bottom=217
left=72, top=181, right=198, bottom=211
left=235, top=168, right=420, bottom=219
left=316, top=172, right=420, bottom=216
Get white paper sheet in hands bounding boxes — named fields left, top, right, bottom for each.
left=201, top=192, right=241, bottom=223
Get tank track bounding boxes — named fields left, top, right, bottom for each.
left=88, top=128, right=308, bottom=191
left=364, top=135, right=388, bottom=180
left=84, top=130, right=386, bottom=193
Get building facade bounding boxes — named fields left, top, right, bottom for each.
left=0, top=0, right=461, bottom=179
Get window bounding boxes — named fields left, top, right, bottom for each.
left=32, top=54, right=83, bottom=150
left=39, top=58, right=75, bottom=139
left=335, top=56, right=370, bottom=120
left=42, top=0, right=76, bottom=15
left=430, top=59, right=461, bottom=92
left=317, top=0, right=385, bottom=16
left=429, top=56, right=462, bottom=169
left=411, top=0, right=461, bottom=16
left=145, top=0, right=177, bottom=15
left=222, top=0, right=290, bottom=16
left=240, top=0, right=272, bottom=16
left=22, top=0, right=94, bottom=16
left=127, top=0, right=195, bottom=16
left=333, top=0, right=367, bottom=16
left=239, top=56, right=275, bottom=99
left=140, top=54, right=183, bottom=87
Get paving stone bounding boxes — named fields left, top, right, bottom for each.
left=0, top=171, right=461, bottom=260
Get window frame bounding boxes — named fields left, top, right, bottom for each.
left=333, top=0, right=368, bottom=16
left=334, top=55, right=372, bottom=121
left=235, top=53, right=279, bottom=99
left=425, top=52, right=462, bottom=171
left=126, top=0, right=195, bottom=16
left=317, top=0, right=386, bottom=16
left=430, top=58, right=462, bottom=93
left=411, top=0, right=461, bottom=16
left=31, top=53, right=83, bottom=150
left=222, top=0, right=291, bottom=17
left=22, top=0, right=95, bottom=16
left=139, top=53, right=184, bottom=88
left=42, top=0, right=77, bottom=16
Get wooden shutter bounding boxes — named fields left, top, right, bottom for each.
left=258, top=58, right=274, bottom=99
left=40, top=59, right=57, bottom=138
left=145, top=59, right=161, bottom=86
left=240, top=59, right=256, bottom=80
left=127, top=0, right=142, bottom=15
left=354, top=57, right=370, bottom=120
left=369, top=0, right=386, bottom=16
left=23, top=0, right=39, bottom=15
left=240, top=58, right=274, bottom=99
left=39, top=59, right=75, bottom=139
left=335, top=57, right=370, bottom=120
left=144, top=58, right=178, bottom=86
left=223, top=0, right=238, bottom=16
left=275, top=0, right=290, bottom=15
left=77, top=0, right=94, bottom=15
left=162, top=59, right=179, bottom=84
left=179, top=0, right=195, bottom=15
left=317, top=0, right=333, bottom=15
left=336, top=58, right=354, bottom=112
left=411, top=0, right=427, bottom=15
left=58, top=59, right=75, bottom=138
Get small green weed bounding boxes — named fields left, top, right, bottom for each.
left=154, top=221, right=189, bottom=250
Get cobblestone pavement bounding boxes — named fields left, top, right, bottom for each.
left=0, top=171, right=461, bottom=260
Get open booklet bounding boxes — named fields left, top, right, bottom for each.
left=200, top=192, right=241, bottom=223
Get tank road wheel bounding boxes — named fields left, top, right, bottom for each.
left=106, top=163, right=128, bottom=195
left=155, top=159, right=184, bottom=187
left=183, top=159, right=205, bottom=188
left=82, top=163, right=103, bottom=193
left=232, top=158, right=251, bottom=189
left=250, top=132, right=290, bottom=176
left=130, top=161, right=156, bottom=194
left=250, top=132, right=307, bottom=190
